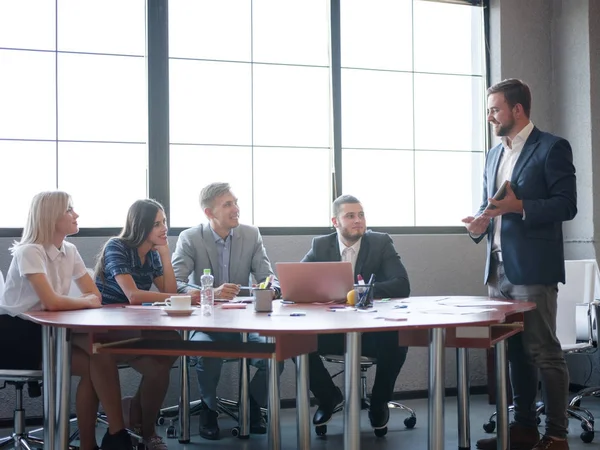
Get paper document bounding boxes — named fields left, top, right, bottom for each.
left=419, top=306, right=496, bottom=315
left=438, top=299, right=511, bottom=307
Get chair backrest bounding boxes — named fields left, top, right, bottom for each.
left=0, top=369, right=43, bottom=382
left=556, top=260, right=600, bottom=345
left=0, top=270, right=5, bottom=297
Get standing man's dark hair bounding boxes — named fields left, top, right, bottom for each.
left=487, top=78, right=532, bottom=118
left=464, top=79, right=577, bottom=450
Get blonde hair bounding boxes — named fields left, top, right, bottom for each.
left=11, top=191, right=72, bottom=253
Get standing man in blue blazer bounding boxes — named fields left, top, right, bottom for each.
left=463, top=79, right=577, bottom=450
left=172, top=182, right=284, bottom=440
left=301, top=194, right=410, bottom=433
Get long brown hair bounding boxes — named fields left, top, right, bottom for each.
left=94, top=199, right=165, bottom=282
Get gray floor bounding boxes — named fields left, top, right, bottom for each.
left=4, top=394, right=600, bottom=449
left=104, top=394, right=600, bottom=449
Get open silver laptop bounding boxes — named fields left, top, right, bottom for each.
left=276, top=261, right=354, bottom=304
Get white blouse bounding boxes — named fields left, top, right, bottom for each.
left=0, top=242, right=87, bottom=316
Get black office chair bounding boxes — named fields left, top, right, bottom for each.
left=316, top=355, right=417, bottom=437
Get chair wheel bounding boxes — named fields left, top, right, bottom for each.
left=404, top=416, right=417, bottom=429
left=156, top=416, right=165, bottom=426
left=483, top=421, right=496, bottom=433
left=166, top=425, right=176, bottom=439
left=315, top=424, right=327, bottom=436
left=374, top=426, right=388, bottom=437
left=230, top=426, right=249, bottom=439
left=581, top=431, right=594, bottom=443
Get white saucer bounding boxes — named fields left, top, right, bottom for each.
left=163, top=308, right=195, bottom=317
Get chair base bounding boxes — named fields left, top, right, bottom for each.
left=315, top=398, right=417, bottom=437
left=316, top=355, right=418, bottom=438
left=158, top=397, right=268, bottom=439
left=0, top=434, right=44, bottom=450
left=483, top=401, right=596, bottom=443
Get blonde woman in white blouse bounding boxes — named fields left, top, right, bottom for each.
left=0, top=191, right=131, bottom=450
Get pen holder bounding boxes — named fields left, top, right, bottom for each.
left=354, top=283, right=374, bottom=309
left=252, top=288, right=273, bottom=313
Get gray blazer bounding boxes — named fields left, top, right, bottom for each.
left=172, top=223, right=277, bottom=292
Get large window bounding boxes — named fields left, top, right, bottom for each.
left=169, top=0, right=485, bottom=228
left=341, top=1, right=485, bottom=226
left=168, top=0, right=332, bottom=227
left=0, top=0, right=486, bottom=231
left=0, top=0, right=146, bottom=228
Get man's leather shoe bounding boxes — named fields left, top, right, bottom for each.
left=476, top=422, right=539, bottom=450
left=532, top=435, right=569, bottom=450
left=250, top=413, right=267, bottom=434
left=313, top=387, right=344, bottom=426
left=368, top=403, right=390, bottom=429
left=198, top=402, right=220, bottom=440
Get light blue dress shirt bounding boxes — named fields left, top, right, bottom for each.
left=209, top=226, right=233, bottom=287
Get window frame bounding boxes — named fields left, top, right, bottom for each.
left=0, top=0, right=489, bottom=237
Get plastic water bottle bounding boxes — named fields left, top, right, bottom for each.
left=200, top=268, right=214, bottom=316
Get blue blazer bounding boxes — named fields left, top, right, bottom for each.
left=473, top=126, right=577, bottom=285
left=301, top=230, right=410, bottom=299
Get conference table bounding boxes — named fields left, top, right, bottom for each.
left=23, top=296, right=534, bottom=450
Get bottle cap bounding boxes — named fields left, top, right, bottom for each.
left=203, top=269, right=211, bottom=275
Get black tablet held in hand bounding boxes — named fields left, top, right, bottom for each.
left=486, top=180, right=510, bottom=210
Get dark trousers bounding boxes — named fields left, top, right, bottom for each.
left=488, top=256, right=569, bottom=439
left=307, top=331, right=408, bottom=406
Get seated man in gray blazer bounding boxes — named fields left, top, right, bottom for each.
left=301, top=194, right=410, bottom=431
left=172, top=182, right=284, bottom=440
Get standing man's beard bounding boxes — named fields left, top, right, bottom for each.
left=494, top=118, right=515, bottom=137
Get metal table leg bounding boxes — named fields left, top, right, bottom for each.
left=267, top=336, right=281, bottom=450
left=178, top=330, right=190, bottom=443
left=457, top=348, right=470, bottom=450
left=429, top=328, right=446, bottom=450
left=495, top=340, right=509, bottom=450
left=43, top=326, right=57, bottom=450
left=238, top=332, right=250, bottom=438
left=56, top=328, right=72, bottom=450
left=295, top=353, right=310, bottom=450
left=344, top=331, right=362, bottom=450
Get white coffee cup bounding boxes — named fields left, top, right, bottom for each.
left=165, top=295, right=192, bottom=311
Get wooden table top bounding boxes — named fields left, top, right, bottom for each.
left=23, top=296, right=535, bottom=336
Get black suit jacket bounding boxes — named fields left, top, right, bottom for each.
left=472, top=126, right=577, bottom=285
left=301, top=230, right=410, bottom=299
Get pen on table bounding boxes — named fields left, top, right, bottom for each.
left=268, top=312, right=306, bottom=317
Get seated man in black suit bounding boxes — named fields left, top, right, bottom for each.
left=301, top=194, right=410, bottom=431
